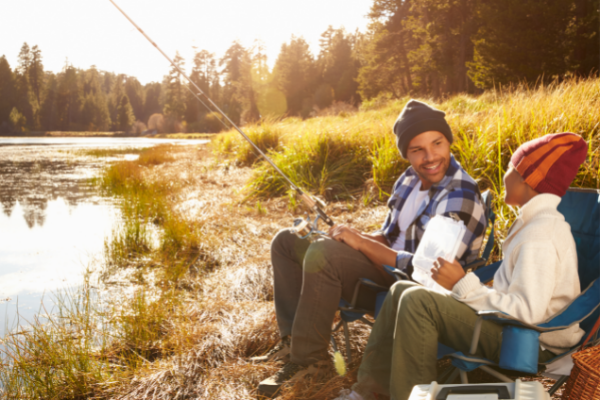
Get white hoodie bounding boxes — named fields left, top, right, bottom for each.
left=452, top=193, right=585, bottom=353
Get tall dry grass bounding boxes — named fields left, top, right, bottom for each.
left=214, top=77, right=599, bottom=230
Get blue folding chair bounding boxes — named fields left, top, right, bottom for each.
left=438, top=188, right=600, bottom=395
left=332, top=190, right=497, bottom=363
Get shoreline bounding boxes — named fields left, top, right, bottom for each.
left=0, top=131, right=218, bottom=139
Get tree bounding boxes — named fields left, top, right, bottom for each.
left=357, top=0, right=414, bottom=99
left=14, top=43, right=36, bottom=129
left=467, top=0, right=598, bottom=88
left=317, top=27, right=360, bottom=104
left=29, top=45, right=44, bottom=106
left=0, top=56, right=15, bottom=130
left=143, top=82, right=162, bottom=124
left=186, top=49, right=218, bottom=129
left=55, top=64, right=81, bottom=130
left=273, top=36, right=317, bottom=117
left=80, top=67, right=111, bottom=131
left=220, top=42, right=246, bottom=124
left=124, top=77, right=144, bottom=121
left=9, top=107, right=27, bottom=132
left=163, top=52, right=186, bottom=125
left=40, top=73, right=58, bottom=130
left=115, top=94, right=135, bottom=132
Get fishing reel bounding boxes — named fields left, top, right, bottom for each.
left=291, top=214, right=329, bottom=242
left=290, top=192, right=333, bottom=242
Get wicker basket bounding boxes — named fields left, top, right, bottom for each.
left=562, top=345, right=600, bottom=400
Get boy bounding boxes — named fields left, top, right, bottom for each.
left=336, top=132, right=588, bottom=400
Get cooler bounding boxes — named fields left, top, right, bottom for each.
left=408, top=379, right=550, bottom=400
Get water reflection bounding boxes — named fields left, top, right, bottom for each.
left=0, top=157, right=99, bottom=227
left=0, top=137, right=207, bottom=337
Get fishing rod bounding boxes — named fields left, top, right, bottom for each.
left=108, top=0, right=333, bottom=239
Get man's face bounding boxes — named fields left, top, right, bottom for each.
left=406, top=131, right=451, bottom=190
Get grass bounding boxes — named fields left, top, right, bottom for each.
left=74, top=147, right=149, bottom=158
left=214, top=77, right=600, bottom=236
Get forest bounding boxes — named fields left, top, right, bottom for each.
left=0, top=0, right=598, bottom=134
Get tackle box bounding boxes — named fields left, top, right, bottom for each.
left=408, top=379, right=550, bottom=400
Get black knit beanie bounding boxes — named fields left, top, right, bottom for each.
left=393, top=99, right=453, bottom=158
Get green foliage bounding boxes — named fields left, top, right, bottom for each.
left=9, top=107, right=27, bottom=132
left=358, top=0, right=600, bottom=99
left=468, top=0, right=600, bottom=88
left=116, top=94, right=135, bottom=132
left=0, top=56, right=16, bottom=130
left=273, top=36, right=317, bottom=117
left=162, top=52, right=187, bottom=128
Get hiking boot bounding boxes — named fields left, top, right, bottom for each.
left=250, top=336, right=291, bottom=363
left=257, top=359, right=330, bottom=398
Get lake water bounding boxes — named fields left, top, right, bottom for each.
left=0, top=137, right=207, bottom=337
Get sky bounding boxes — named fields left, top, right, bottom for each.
left=1, top=0, right=372, bottom=85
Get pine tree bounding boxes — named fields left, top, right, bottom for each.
left=80, top=67, right=111, bottom=131
left=163, top=52, right=186, bottom=130
left=317, top=27, right=360, bottom=105
left=186, top=49, right=217, bottom=129
left=55, top=64, right=81, bottom=131
left=29, top=45, right=44, bottom=106
left=0, top=56, right=15, bottom=131
left=356, top=0, right=413, bottom=99
left=116, top=94, right=135, bottom=132
left=466, top=0, right=594, bottom=88
left=15, top=43, right=35, bottom=129
left=124, top=77, right=144, bottom=121
left=143, top=82, right=162, bottom=125
left=40, top=73, right=58, bottom=131
left=220, top=42, right=246, bottom=124
left=273, top=36, right=316, bottom=117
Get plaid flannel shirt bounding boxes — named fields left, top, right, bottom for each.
left=381, top=155, right=487, bottom=273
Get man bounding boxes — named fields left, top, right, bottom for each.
left=335, top=133, right=588, bottom=400
left=255, top=100, right=487, bottom=397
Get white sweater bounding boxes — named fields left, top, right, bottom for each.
left=452, top=193, right=585, bottom=353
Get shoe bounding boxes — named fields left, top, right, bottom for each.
left=250, top=336, right=291, bottom=363
left=333, top=389, right=365, bottom=400
left=257, top=359, right=330, bottom=398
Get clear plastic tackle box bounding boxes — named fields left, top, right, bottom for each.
left=409, top=379, right=550, bottom=400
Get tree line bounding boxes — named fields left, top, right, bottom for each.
left=0, top=0, right=597, bottom=134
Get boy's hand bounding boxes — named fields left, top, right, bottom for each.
left=328, top=224, right=363, bottom=251
left=431, top=257, right=465, bottom=290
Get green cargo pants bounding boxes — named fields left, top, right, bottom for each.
left=352, top=281, right=555, bottom=400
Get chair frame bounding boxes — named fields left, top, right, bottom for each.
left=440, top=187, right=600, bottom=396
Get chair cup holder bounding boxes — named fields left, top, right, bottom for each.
left=498, top=325, right=540, bottom=374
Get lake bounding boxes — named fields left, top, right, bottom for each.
left=0, top=137, right=208, bottom=337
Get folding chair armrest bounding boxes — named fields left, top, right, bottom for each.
left=477, top=279, right=600, bottom=332
left=476, top=311, right=547, bottom=332
left=383, top=264, right=409, bottom=281
left=358, top=278, right=389, bottom=292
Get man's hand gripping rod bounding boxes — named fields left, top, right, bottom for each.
left=108, top=0, right=333, bottom=240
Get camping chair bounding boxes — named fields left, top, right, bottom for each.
left=331, top=190, right=497, bottom=363
left=437, top=188, right=600, bottom=395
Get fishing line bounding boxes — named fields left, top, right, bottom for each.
left=108, top=0, right=334, bottom=229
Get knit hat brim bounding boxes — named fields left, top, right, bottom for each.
left=394, top=118, right=453, bottom=157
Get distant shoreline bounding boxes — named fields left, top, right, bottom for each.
left=0, top=132, right=217, bottom=139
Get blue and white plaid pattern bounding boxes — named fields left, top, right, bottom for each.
left=381, top=155, right=487, bottom=271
